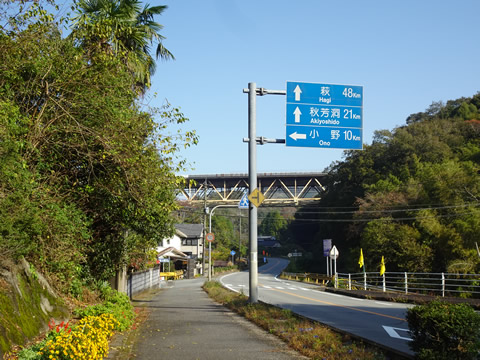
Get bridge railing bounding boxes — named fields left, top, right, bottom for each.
left=282, top=271, right=480, bottom=297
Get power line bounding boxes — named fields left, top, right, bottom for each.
left=294, top=202, right=480, bottom=215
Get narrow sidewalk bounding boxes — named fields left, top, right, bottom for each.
left=109, top=277, right=306, bottom=360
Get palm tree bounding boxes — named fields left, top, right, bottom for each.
left=71, top=0, right=174, bottom=90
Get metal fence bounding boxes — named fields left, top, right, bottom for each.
left=282, top=271, right=480, bottom=298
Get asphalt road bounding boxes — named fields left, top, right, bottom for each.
left=220, top=258, right=414, bottom=357
left=123, top=277, right=307, bottom=360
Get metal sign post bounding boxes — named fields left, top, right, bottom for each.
left=243, top=83, right=285, bottom=303
left=247, top=82, right=259, bottom=303
left=243, top=81, right=361, bottom=303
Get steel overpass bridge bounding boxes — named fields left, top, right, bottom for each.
left=180, top=172, right=327, bottom=205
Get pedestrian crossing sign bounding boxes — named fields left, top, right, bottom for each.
left=238, top=193, right=249, bottom=209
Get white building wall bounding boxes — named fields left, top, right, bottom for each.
left=159, top=234, right=182, bottom=250
left=157, top=234, right=203, bottom=259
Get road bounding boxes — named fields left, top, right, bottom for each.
left=220, top=258, right=413, bottom=357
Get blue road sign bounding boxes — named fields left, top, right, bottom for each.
left=323, top=239, right=332, bottom=257
left=286, top=103, right=362, bottom=128
left=286, top=125, right=362, bottom=149
left=286, top=82, right=363, bottom=107
left=238, top=193, right=249, bottom=209
left=286, top=81, right=363, bottom=150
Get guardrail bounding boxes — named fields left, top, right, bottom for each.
left=282, top=272, right=333, bottom=285
left=281, top=271, right=480, bottom=297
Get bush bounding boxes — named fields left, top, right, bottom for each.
left=73, top=289, right=134, bottom=331
left=17, top=315, right=118, bottom=360
left=406, top=301, right=480, bottom=359
left=38, top=314, right=117, bottom=360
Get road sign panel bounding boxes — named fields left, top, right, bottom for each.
left=286, top=81, right=363, bottom=150
left=286, top=125, right=362, bottom=149
left=286, top=81, right=363, bottom=107
left=329, top=245, right=339, bottom=260
left=206, top=232, right=215, bottom=242
left=323, top=239, right=332, bottom=257
left=286, top=103, right=362, bottom=128
left=238, top=193, right=249, bottom=209
left=248, top=188, right=265, bottom=207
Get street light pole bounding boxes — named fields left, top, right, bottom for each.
left=207, top=204, right=237, bottom=281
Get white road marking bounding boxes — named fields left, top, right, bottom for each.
left=375, top=301, right=393, bottom=306
left=382, top=326, right=412, bottom=341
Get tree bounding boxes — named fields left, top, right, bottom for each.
left=258, top=210, right=287, bottom=240
left=71, top=0, right=174, bottom=91
left=0, top=6, right=196, bottom=286
left=286, top=92, right=480, bottom=274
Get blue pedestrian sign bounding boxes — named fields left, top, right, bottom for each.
left=286, top=81, right=363, bottom=150
left=238, top=193, right=249, bottom=209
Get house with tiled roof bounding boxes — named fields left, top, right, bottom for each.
left=157, top=223, right=204, bottom=276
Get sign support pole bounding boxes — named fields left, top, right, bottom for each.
left=248, top=82, right=259, bottom=303
left=243, top=83, right=286, bottom=304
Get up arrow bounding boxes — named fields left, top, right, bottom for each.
left=293, top=107, right=302, bottom=123
left=294, top=85, right=302, bottom=101
left=289, top=132, right=307, bottom=141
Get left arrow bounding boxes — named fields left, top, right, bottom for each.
left=289, top=132, right=307, bottom=141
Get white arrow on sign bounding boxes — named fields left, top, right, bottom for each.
left=289, top=132, right=306, bottom=141
left=293, top=107, right=302, bottom=123
left=294, top=85, right=302, bottom=101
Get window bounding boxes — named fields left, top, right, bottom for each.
left=182, top=239, right=198, bottom=246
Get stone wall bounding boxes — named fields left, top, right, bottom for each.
left=0, top=258, right=69, bottom=357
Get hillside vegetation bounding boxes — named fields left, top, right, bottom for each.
left=288, top=94, right=480, bottom=274
left=0, top=1, right=196, bottom=297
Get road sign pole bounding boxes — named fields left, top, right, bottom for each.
left=243, top=83, right=286, bottom=303
left=248, top=82, right=259, bottom=303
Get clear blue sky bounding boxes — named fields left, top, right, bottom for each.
left=148, top=0, right=480, bottom=176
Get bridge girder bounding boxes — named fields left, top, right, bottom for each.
left=180, top=172, right=327, bottom=205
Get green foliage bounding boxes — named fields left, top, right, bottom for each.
left=287, top=92, right=480, bottom=273
left=406, top=301, right=480, bottom=359
left=258, top=210, right=287, bottom=239
left=0, top=1, right=197, bottom=289
left=70, top=0, right=174, bottom=91
left=211, top=215, right=238, bottom=260
left=17, top=347, right=40, bottom=360
left=73, top=289, right=134, bottom=331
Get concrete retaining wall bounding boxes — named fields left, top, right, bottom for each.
left=127, top=266, right=160, bottom=298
